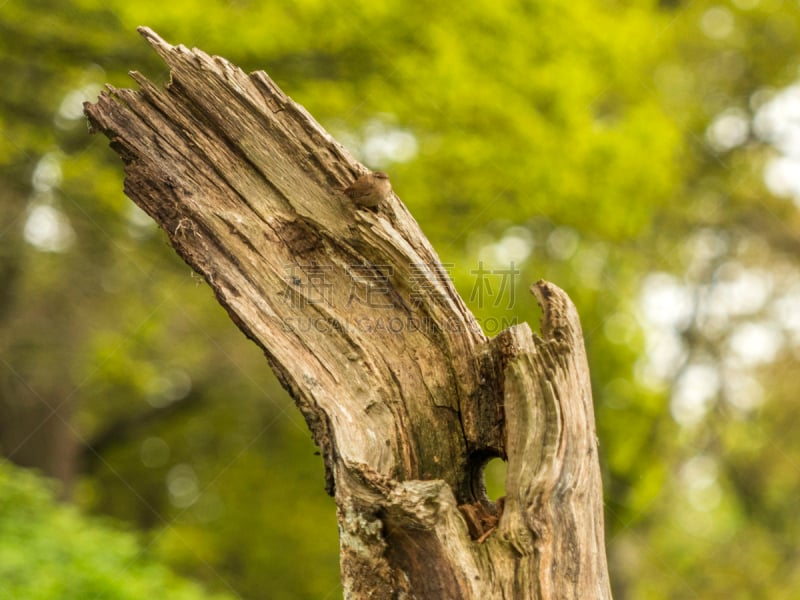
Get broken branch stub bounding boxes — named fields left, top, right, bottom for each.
left=84, top=27, right=611, bottom=599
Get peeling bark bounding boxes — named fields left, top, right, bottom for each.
left=84, top=27, right=612, bottom=599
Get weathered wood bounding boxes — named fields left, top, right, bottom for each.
left=84, top=27, right=611, bottom=599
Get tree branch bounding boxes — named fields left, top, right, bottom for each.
left=84, top=27, right=611, bottom=599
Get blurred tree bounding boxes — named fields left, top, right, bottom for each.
left=1, top=0, right=798, bottom=598
left=603, top=2, right=800, bottom=598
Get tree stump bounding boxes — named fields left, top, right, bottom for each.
left=84, top=27, right=611, bottom=599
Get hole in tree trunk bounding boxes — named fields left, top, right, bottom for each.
left=482, top=456, right=507, bottom=503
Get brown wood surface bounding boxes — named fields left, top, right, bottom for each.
left=85, top=27, right=611, bottom=599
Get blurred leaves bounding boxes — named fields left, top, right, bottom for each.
left=1, top=0, right=799, bottom=598
left=0, top=460, right=233, bottom=600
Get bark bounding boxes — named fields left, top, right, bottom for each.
left=84, top=27, right=611, bottom=599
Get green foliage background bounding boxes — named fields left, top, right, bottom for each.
left=0, top=460, right=234, bottom=600
left=2, top=0, right=799, bottom=598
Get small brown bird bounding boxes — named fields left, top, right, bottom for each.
left=344, top=171, right=392, bottom=209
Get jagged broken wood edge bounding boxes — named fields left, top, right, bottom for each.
left=84, top=26, right=494, bottom=498
left=84, top=27, right=611, bottom=599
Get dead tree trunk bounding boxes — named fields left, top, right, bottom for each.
left=84, top=28, right=611, bottom=599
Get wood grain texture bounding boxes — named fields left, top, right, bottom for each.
left=84, top=28, right=611, bottom=599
